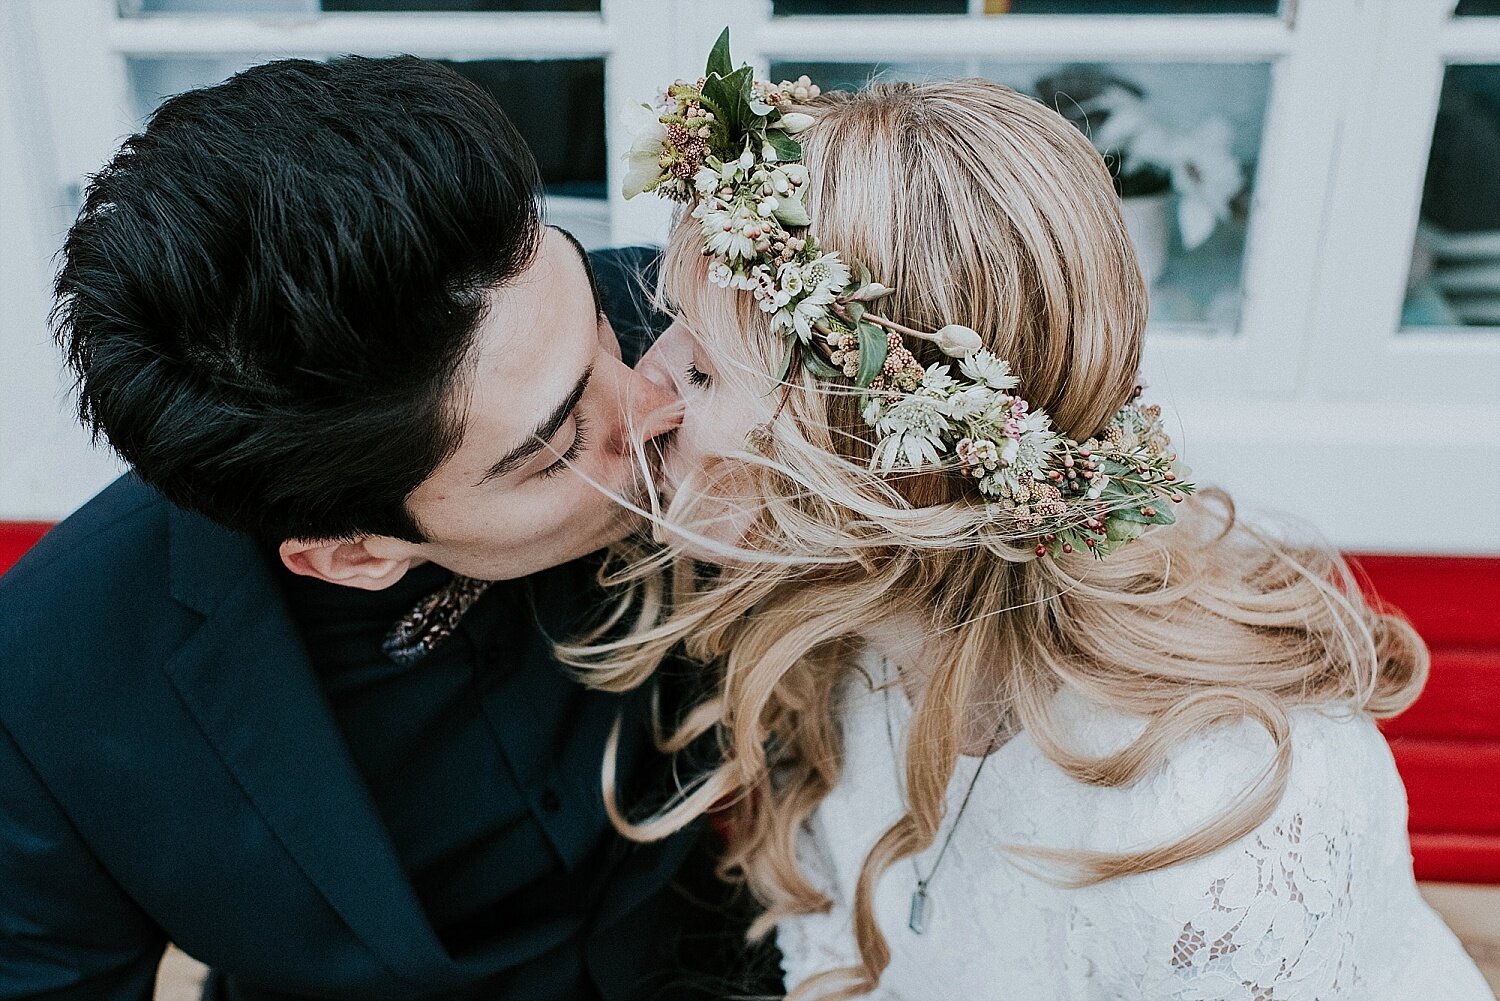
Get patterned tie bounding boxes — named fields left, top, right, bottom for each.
left=381, top=574, right=495, bottom=666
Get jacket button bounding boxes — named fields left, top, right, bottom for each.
left=540, top=789, right=562, bottom=812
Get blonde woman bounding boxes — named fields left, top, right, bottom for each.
left=572, top=33, right=1494, bottom=1001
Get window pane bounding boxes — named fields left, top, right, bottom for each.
left=769, top=59, right=1271, bottom=334
left=1455, top=0, right=1500, bottom=15
left=126, top=55, right=608, bottom=244
left=121, top=0, right=598, bottom=14
left=1404, top=65, right=1500, bottom=328
left=773, top=1, right=1279, bottom=14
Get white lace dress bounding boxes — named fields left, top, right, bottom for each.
left=776, top=654, right=1495, bottom=1000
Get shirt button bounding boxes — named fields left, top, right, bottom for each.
left=540, top=789, right=562, bottom=813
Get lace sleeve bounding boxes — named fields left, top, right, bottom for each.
left=1087, top=713, right=1372, bottom=1001
left=1136, top=809, right=1361, bottom=1000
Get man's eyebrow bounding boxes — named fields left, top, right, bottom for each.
left=475, top=365, right=593, bottom=485
left=551, top=225, right=604, bottom=317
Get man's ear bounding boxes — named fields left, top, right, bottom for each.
left=278, top=537, right=419, bottom=591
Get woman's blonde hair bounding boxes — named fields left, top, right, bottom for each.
left=563, top=79, right=1426, bottom=1001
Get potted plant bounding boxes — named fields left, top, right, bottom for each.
left=1034, top=69, right=1244, bottom=288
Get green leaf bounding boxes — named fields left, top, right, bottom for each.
left=1111, top=502, right=1172, bottom=525
left=772, top=191, right=811, bottom=227
left=856, top=321, right=890, bottom=388
left=855, top=260, right=871, bottom=287
left=702, top=64, right=755, bottom=136
left=773, top=338, right=797, bottom=385
left=1105, top=518, right=1147, bottom=544
left=844, top=301, right=866, bottom=325
left=767, top=131, right=801, bottom=161
left=802, top=348, right=844, bottom=379
left=706, top=27, right=733, bottom=79
left=700, top=75, right=736, bottom=132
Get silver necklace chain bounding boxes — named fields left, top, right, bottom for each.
left=876, top=655, right=1004, bottom=935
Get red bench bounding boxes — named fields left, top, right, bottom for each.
left=1, top=522, right=1496, bottom=881
left=1354, top=555, right=1500, bottom=883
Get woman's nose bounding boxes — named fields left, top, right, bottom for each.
left=610, top=355, right=684, bottom=450
left=629, top=364, right=685, bottom=444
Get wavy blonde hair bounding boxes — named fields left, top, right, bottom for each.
left=563, top=79, right=1426, bottom=1001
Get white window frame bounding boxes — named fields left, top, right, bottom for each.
left=9, top=0, right=1500, bottom=550
left=1309, top=0, right=1500, bottom=403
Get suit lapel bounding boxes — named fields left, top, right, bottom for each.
left=164, top=504, right=461, bottom=989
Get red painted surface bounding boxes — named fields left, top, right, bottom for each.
left=1388, top=739, right=1500, bottom=834
left=1410, top=832, right=1500, bottom=884
left=0, top=525, right=1497, bottom=879
left=1348, top=554, right=1500, bottom=649
left=0, top=521, right=50, bottom=574
left=1350, top=555, right=1500, bottom=882
left=1380, top=648, right=1500, bottom=743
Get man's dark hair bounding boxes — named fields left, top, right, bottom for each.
left=53, top=55, right=544, bottom=543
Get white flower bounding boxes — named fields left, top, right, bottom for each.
left=749, top=265, right=790, bottom=312
left=932, top=324, right=983, bottom=357
left=946, top=384, right=996, bottom=420
left=761, top=142, right=778, bottom=163
left=958, top=351, right=1019, bottom=391
left=870, top=392, right=954, bottom=473
left=777, top=262, right=804, bottom=295
left=781, top=163, right=809, bottom=188
left=1169, top=119, right=1241, bottom=250
left=777, top=112, right=815, bottom=134
left=1082, top=87, right=1153, bottom=153
left=700, top=202, right=757, bottom=260
left=917, top=363, right=960, bottom=396
left=776, top=252, right=851, bottom=340
left=706, top=226, right=756, bottom=261
left=707, top=260, right=735, bottom=288
left=1082, top=88, right=1241, bottom=251
left=694, top=164, right=721, bottom=195
left=621, top=121, right=668, bottom=200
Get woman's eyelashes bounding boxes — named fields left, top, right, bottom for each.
left=686, top=362, right=713, bottom=388
left=537, top=413, right=591, bottom=479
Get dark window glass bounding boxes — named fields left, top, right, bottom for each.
left=439, top=59, right=605, bottom=198
left=1404, top=64, right=1500, bottom=328
left=773, top=0, right=1278, bottom=14
left=122, top=1, right=598, bottom=13
left=127, top=56, right=605, bottom=200
left=1455, top=0, right=1500, bottom=15
left=322, top=0, right=598, bottom=10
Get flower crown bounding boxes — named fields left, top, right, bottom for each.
left=624, top=30, right=1195, bottom=559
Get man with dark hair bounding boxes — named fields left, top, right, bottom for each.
left=0, top=56, right=751, bottom=1001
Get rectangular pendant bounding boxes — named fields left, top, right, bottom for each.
left=908, top=888, right=929, bottom=934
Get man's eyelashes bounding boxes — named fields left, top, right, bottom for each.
left=538, top=413, right=591, bottom=479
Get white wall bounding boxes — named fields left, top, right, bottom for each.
left=3, top=0, right=1498, bottom=555
left=0, top=3, right=125, bottom=522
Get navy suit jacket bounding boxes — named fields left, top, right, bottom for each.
left=0, top=248, right=702, bottom=1001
